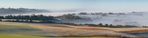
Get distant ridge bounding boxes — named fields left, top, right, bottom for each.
left=0, top=8, right=50, bottom=15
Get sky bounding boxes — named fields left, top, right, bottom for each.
left=0, top=0, right=148, bottom=12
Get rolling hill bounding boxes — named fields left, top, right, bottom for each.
left=0, top=8, right=49, bottom=15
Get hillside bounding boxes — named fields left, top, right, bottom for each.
left=0, top=22, right=145, bottom=38
left=59, top=12, right=148, bottom=26
left=0, top=8, right=49, bottom=15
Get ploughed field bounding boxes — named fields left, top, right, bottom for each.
left=0, top=22, right=147, bottom=38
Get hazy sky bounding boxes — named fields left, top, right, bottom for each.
left=0, top=0, right=148, bottom=12
left=0, top=0, right=95, bottom=9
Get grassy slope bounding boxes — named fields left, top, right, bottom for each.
left=0, top=22, right=119, bottom=38
left=0, top=22, right=45, bottom=38
left=0, top=34, right=44, bottom=38
left=0, top=22, right=144, bottom=38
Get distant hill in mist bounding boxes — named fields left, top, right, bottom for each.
left=58, top=12, right=148, bottom=26
left=0, top=8, right=49, bottom=15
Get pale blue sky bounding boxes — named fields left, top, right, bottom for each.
left=0, top=0, right=148, bottom=12
left=0, top=0, right=94, bottom=9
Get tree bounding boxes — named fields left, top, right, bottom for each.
left=1, top=14, right=61, bottom=23
left=79, top=12, right=87, bottom=15
left=98, top=23, right=103, bottom=27
left=109, top=24, right=113, bottom=27
left=0, top=16, right=4, bottom=21
left=5, top=15, right=13, bottom=19
left=104, top=24, right=109, bottom=27
left=59, top=14, right=82, bottom=19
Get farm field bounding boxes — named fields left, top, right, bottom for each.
left=0, top=22, right=147, bottom=38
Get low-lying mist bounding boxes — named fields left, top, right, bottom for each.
left=1, top=8, right=148, bottom=26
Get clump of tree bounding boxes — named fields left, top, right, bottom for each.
left=58, top=14, right=82, bottom=20
left=0, top=14, right=61, bottom=23
left=65, top=23, right=138, bottom=28
left=0, top=16, right=4, bottom=21
left=79, top=12, right=88, bottom=15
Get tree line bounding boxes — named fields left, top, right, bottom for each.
left=0, top=15, right=60, bottom=23
left=63, top=23, right=138, bottom=28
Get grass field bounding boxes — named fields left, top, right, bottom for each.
left=0, top=22, right=45, bottom=38
left=0, top=22, right=146, bottom=38
left=0, top=34, right=44, bottom=38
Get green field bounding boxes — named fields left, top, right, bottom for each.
left=0, top=22, right=142, bottom=38
left=0, top=34, right=44, bottom=38
left=0, top=22, right=119, bottom=38
left=0, top=22, right=46, bottom=38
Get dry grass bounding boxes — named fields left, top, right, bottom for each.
left=0, top=22, right=145, bottom=38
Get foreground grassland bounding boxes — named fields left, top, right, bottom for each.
left=0, top=22, right=147, bottom=38
left=0, top=34, right=44, bottom=38
left=0, top=22, right=45, bottom=38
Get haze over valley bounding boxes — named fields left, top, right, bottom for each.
left=1, top=0, right=148, bottom=38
